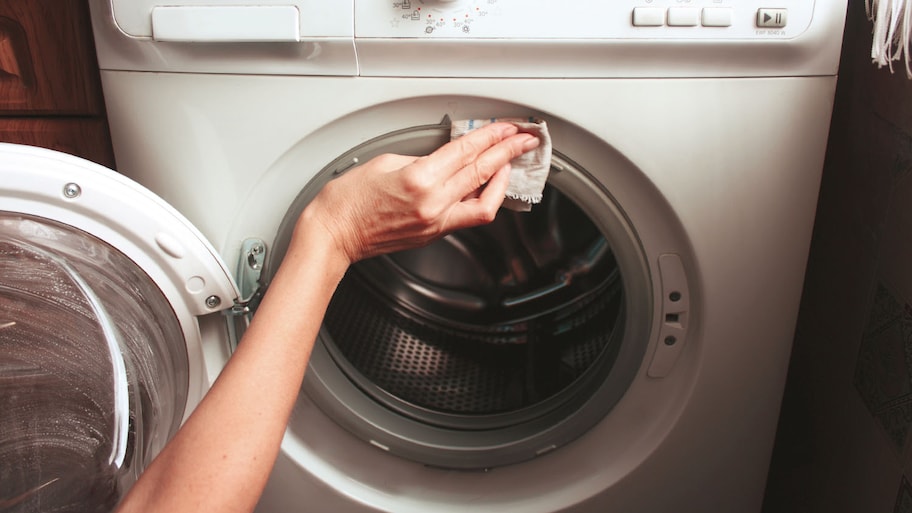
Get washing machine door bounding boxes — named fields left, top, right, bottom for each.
left=0, top=144, right=238, bottom=512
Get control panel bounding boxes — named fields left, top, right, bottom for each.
left=94, top=0, right=842, bottom=77
left=355, top=0, right=814, bottom=39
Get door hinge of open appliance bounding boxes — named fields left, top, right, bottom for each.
left=226, top=238, right=268, bottom=346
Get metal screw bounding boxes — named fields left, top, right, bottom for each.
left=247, top=243, right=265, bottom=271
left=205, top=295, right=222, bottom=308
left=63, top=183, right=82, bottom=199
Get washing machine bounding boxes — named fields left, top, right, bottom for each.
left=0, top=1, right=846, bottom=512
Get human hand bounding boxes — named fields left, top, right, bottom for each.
left=299, top=122, right=542, bottom=264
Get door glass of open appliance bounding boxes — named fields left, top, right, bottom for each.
left=0, top=212, right=189, bottom=512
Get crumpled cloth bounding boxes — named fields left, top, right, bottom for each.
left=450, top=118, right=552, bottom=212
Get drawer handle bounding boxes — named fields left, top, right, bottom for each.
left=0, top=16, right=34, bottom=87
left=151, top=5, right=301, bottom=42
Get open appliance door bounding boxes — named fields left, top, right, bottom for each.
left=0, top=143, right=238, bottom=512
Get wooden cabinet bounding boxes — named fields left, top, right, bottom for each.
left=0, top=0, right=115, bottom=168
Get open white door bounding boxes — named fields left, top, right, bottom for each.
left=0, top=144, right=238, bottom=511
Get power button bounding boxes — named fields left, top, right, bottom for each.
left=757, top=8, right=787, bottom=28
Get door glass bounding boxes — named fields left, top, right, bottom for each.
left=0, top=212, right=188, bottom=512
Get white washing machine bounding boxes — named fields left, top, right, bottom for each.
left=0, top=1, right=845, bottom=512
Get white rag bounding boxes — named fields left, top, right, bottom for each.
left=867, top=0, right=912, bottom=77
left=450, top=118, right=553, bottom=212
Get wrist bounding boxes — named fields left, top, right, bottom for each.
left=282, top=206, right=352, bottom=285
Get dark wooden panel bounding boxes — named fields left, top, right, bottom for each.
left=0, top=118, right=115, bottom=168
left=0, top=1, right=104, bottom=115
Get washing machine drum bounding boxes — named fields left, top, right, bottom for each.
left=270, top=124, right=651, bottom=470
left=331, top=190, right=620, bottom=414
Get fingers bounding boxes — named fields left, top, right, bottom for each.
left=443, top=131, right=540, bottom=201
left=447, top=163, right=513, bottom=230
left=422, top=122, right=519, bottom=179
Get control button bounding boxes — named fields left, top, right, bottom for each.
left=667, top=8, right=699, bottom=27
left=632, top=7, right=665, bottom=27
left=701, top=8, right=732, bottom=27
left=756, top=8, right=787, bottom=28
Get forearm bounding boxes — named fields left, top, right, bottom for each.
left=112, top=122, right=535, bottom=513
left=116, top=216, right=348, bottom=513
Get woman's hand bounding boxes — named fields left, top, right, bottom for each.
left=300, top=122, right=541, bottom=263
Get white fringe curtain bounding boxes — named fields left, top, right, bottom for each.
left=868, top=0, right=912, bottom=76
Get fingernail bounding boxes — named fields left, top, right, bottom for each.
left=521, top=134, right=540, bottom=151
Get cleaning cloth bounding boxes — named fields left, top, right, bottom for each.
left=450, top=118, right=552, bottom=212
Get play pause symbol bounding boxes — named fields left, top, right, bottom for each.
left=757, top=8, right=788, bottom=28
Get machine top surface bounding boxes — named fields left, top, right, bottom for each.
left=90, top=0, right=847, bottom=77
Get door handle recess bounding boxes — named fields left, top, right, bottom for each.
left=648, top=253, right=690, bottom=378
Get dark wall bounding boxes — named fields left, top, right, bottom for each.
left=764, top=1, right=912, bottom=511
